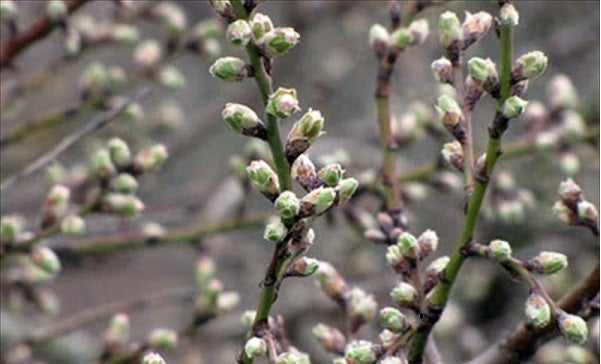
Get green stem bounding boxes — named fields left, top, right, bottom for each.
left=408, top=25, right=514, bottom=364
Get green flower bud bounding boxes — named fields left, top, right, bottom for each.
left=565, top=345, right=594, bottom=364
left=468, top=57, right=498, bottom=88
left=191, top=18, right=223, bottom=41
left=347, top=287, right=378, bottom=323
left=112, top=173, right=138, bottom=194
left=0, top=1, right=16, bottom=20
left=312, top=323, right=345, bottom=354
left=390, top=281, right=417, bottom=307
left=336, top=177, right=359, bottom=204
left=91, top=149, right=116, bottom=178
left=380, top=358, right=406, bottom=364
left=195, top=255, right=215, bottom=286
left=133, top=144, right=169, bottom=173
left=103, top=193, right=145, bottom=216
left=104, top=313, right=130, bottom=347
left=45, top=184, right=70, bottom=218
left=287, top=108, right=325, bottom=144
left=529, top=251, right=568, bottom=275
left=559, top=314, right=589, bottom=345
left=501, top=96, right=528, bottom=119
left=513, top=51, right=548, bottom=81
left=216, top=291, right=240, bottom=313
left=431, top=57, right=453, bottom=84
left=290, top=154, right=317, bottom=189
left=46, top=0, right=67, bottom=22
left=276, top=351, right=311, bottom=364
left=156, top=65, right=186, bottom=90
left=241, top=310, right=256, bottom=328
left=301, top=187, right=336, bottom=216
left=524, top=293, right=551, bottom=327
left=274, top=191, right=300, bottom=220
left=558, top=178, right=582, bottom=203
left=261, top=27, right=300, bottom=57
left=221, top=102, right=266, bottom=139
left=264, top=217, right=288, bottom=242
left=499, top=3, right=519, bottom=26
left=397, top=232, right=420, bottom=259
left=63, top=27, right=81, bottom=57
left=133, top=39, right=162, bottom=69
left=1, top=215, right=23, bottom=243
left=318, top=164, right=344, bottom=186
left=244, top=337, right=267, bottom=359
left=78, top=62, right=107, bottom=95
left=548, top=74, right=579, bottom=111
left=418, top=229, right=439, bottom=256
left=435, top=94, right=464, bottom=127
left=426, top=256, right=450, bottom=277
left=408, top=18, right=429, bottom=46
left=385, top=245, right=403, bottom=267
left=195, top=278, right=221, bottom=313
left=154, top=2, right=186, bottom=37
left=31, top=246, right=62, bottom=275
left=368, top=23, right=389, bottom=54
left=488, top=239, right=512, bottom=262
left=246, top=160, right=280, bottom=198
left=290, top=256, right=319, bottom=277
left=438, top=11, right=462, bottom=48
left=379, top=307, right=409, bottom=332
left=441, top=140, right=464, bottom=172
left=577, top=200, right=598, bottom=221
left=389, top=27, right=413, bottom=51
left=107, top=137, right=131, bottom=168
left=23, top=264, right=54, bottom=285
left=226, top=19, right=252, bottom=46
left=60, top=214, right=86, bottom=235
left=36, top=289, right=60, bottom=315
left=250, top=13, right=273, bottom=40
left=109, top=24, right=139, bottom=44
left=148, top=328, right=178, bottom=350
left=344, top=340, right=377, bottom=364
left=123, top=102, right=144, bottom=122
left=552, top=201, right=574, bottom=224
left=143, top=352, right=166, bottom=364
left=266, top=87, right=300, bottom=119
left=461, top=11, right=492, bottom=49
left=314, top=261, right=347, bottom=299
left=379, top=329, right=398, bottom=348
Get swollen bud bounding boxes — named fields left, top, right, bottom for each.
left=112, top=173, right=139, bottom=194
left=438, top=11, right=462, bottom=48
left=226, top=19, right=251, bottom=46
left=195, top=255, right=215, bottom=286
left=336, top=177, right=359, bottom=204
left=314, top=261, right=347, bottom=300
left=221, top=103, right=266, bottom=139
left=369, top=23, right=389, bottom=56
left=244, top=337, right=267, bottom=359
left=390, top=281, right=417, bottom=307
left=250, top=13, right=273, bottom=40
left=31, top=246, right=62, bottom=275
left=275, top=350, right=311, bottom=364
left=397, top=232, right=420, bottom=259
left=558, top=314, right=589, bottom=345
left=148, top=328, right=178, bottom=350
left=431, top=57, right=453, bottom=84
left=344, top=340, right=377, bottom=364
left=104, top=313, right=130, bottom=347
left=501, top=96, right=528, bottom=119
left=548, top=74, right=579, bottom=111
left=107, top=137, right=131, bottom=168
left=318, top=164, right=344, bottom=187
left=246, top=160, right=280, bottom=199
left=266, top=87, right=300, bottom=119
left=291, top=154, right=318, bottom=190
left=133, top=39, right=162, bottom=70
left=274, top=191, right=301, bottom=220
left=577, top=200, right=598, bottom=221
left=468, top=57, right=498, bottom=94
left=461, top=11, right=492, bottom=49
left=210, top=57, right=250, bottom=82
left=133, top=144, right=168, bottom=173
left=417, top=229, right=439, bottom=256
left=441, top=141, right=464, bottom=172
left=488, top=239, right=512, bottom=262
left=43, top=184, right=71, bottom=220
left=389, top=27, right=413, bottom=51
left=528, top=251, right=568, bottom=275
left=525, top=293, right=551, bottom=327
left=143, top=352, right=166, bottom=364
left=60, top=214, right=86, bottom=235
left=557, top=178, right=582, bottom=204
left=46, top=0, right=66, bottom=22
left=264, top=218, right=288, bottom=243
left=1, top=215, right=23, bottom=244
left=408, top=19, right=429, bottom=46
left=156, top=66, right=186, bottom=90
left=500, top=3, right=519, bottom=26
left=261, top=27, right=300, bottom=58
left=312, top=324, right=346, bottom=354
left=300, top=187, right=336, bottom=216
left=286, top=108, right=325, bottom=159
left=91, top=149, right=116, bottom=179
left=379, top=307, right=410, bottom=332
left=435, top=95, right=466, bottom=143
left=290, top=257, right=319, bottom=277
left=513, top=51, right=548, bottom=82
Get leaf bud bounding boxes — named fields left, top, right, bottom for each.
left=501, top=96, right=528, bottom=119
left=300, top=186, right=336, bottom=216
left=246, top=160, right=280, bottom=199
left=431, top=57, right=453, bottom=84
left=389, top=27, right=413, bottom=51
left=336, top=177, right=359, bottom=204
left=529, top=251, right=568, bottom=275
left=500, top=3, right=519, bottom=26
left=31, top=246, right=62, bottom=275
left=250, top=13, right=273, bottom=40
left=344, top=340, right=377, bottom=364
left=379, top=307, right=410, bottom=333
left=390, top=281, right=417, bottom=307
left=266, top=87, right=300, bottom=119
left=226, top=19, right=252, bottom=46
left=488, top=239, right=512, bottom=262
left=107, top=137, right=131, bottom=168
left=148, top=328, right=178, bottom=350
left=261, top=27, right=300, bottom=57
left=524, top=293, right=551, bottom=327
left=244, top=337, right=267, bottom=359
left=558, top=313, right=589, bottom=345
left=512, top=51, right=548, bottom=82
left=143, top=352, right=166, bottom=364
left=60, top=214, right=86, bottom=235
left=438, top=11, right=462, bottom=48
left=312, top=323, right=346, bottom=354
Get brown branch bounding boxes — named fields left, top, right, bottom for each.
left=0, top=0, right=91, bottom=68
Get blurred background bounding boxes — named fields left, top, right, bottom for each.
left=0, top=1, right=599, bottom=363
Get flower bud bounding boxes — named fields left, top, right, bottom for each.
left=103, top=193, right=145, bottom=216
left=318, top=164, right=344, bottom=187
left=548, top=74, right=579, bottom=111
left=390, top=281, right=417, bottom=307
left=143, top=352, right=166, bottom=364
left=154, top=2, right=186, bottom=37
left=264, top=218, right=288, bottom=243
left=438, top=11, right=462, bottom=48
left=417, top=229, right=439, bottom=256
left=499, top=3, right=519, bottom=26
left=276, top=351, right=311, bottom=364
left=195, top=256, right=215, bottom=286
left=1, top=215, right=23, bottom=243
left=397, top=232, right=420, bottom=260
left=274, top=191, right=300, bottom=220
left=46, top=0, right=66, bottom=22
left=197, top=279, right=222, bottom=313
left=559, top=152, right=580, bottom=177
left=104, top=313, right=130, bottom=347
left=501, top=96, right=528, bottom=119
left=110, top=24, right=139, bottom=44
left=314, top=261, right=347, bottom=300
left=336, top=178, right=359, bottom=204
left=60, top=214, right=86, bottom=235
left=300, top=187, right=336, bottom=216
left=431, top=57, right=453, bottom=84
left=389, top=27, right=413, bottom=51
left=216, top=291, right=240, bottom=313
left=108, top=138, right=131, bottom=168
left=133, top=39, right=162, bottom=70
left=435, top=94, right=466, bottom=142
left=488, top=239, right=512, bottom=262
left=347, top=287, right=378, bottom=323
left=210, top=57, right=249, bottom=82
left=577, top=200, right=598, bottom=221
left=91, top=149, right=116, bottom=179
left=191, top=18, right=222, bottom=41
left=23, top=264, right=54, bottom=285
left=0, top=1, right=16, bottom=21
left=241, top=310, right=256, bottom=328
left=468, top=57, right=498, bottom=92
left=133, top=144, right=168, bottom=173
left=63, top=27, right=81, bottom=57
left=246, top=160, right=280, bottom=199
left=148, top=328, right=178, bottom=350
left=291, top=154, right=318, bottom=190
left=379, top=307, right=410, bottom=332
left=558, top=178, right=582, bottom=204
left=524, top=293, right=551, bottom=327
left=266, top=87, right=300, bottom=118
left=226, top=19, right=252, bottom=46
left=426, top=256, right=450, bottom=277
left=312, top=323, right=346, bottom=354
left=44, top=184, right=71, bottom=218
left=552, top=201, right=574, bottom=224
left=529, top=251, right=568, bottom=275
left=560, top=110, right=586, bottom=141
left=558, top=314, right=589, bottom=345
left=513, top=51, right=548, bottom=81
left=244, top=337, right=267, bottom=359
left=112, top=173, right=138, bottom=194
left=290, top=256, right=319, bottom=277
left=441, top=141, right=464, bottom=172
left=286, top=108, right=325, bottom=160
left=31, top=246, right=62, bottom=275
left=250, top=13, right=273, bottom=40
left=78, top=62, right=107, bottom=96
left=369, top=23, right=389, bottom=55
left=208, top=0, right=232, bottom=14
left=408, top=19, right=429, bottom=46
left=344, top=340, right=377, bottom=364
left=261, top=27, right=300, bottom=57
left=565, top=345, right=594, bottom=364
left=156, top=65, right=186, bottom=90
left=385, top=245, right=404, bottom=268
left=462, top=11, right=492, bottom=49
left=221, top=102, right=266, bottom=139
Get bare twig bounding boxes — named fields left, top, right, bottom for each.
left=0, top=88, right=149, bottom=192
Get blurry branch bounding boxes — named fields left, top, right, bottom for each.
left=12, top=286, right=195, bottom=348
left=0, top=0, right=91, bottom=68
left=0, top=87, right=149, bottom=192
left=464, top=263, right=600, bottom=364
left=52, top=213, right=269, bottom=257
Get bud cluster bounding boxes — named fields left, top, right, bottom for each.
left=552, top=179, right=599, bottom=234
left=369, top=17, right=429, bottom=59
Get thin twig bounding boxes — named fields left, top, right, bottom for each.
left=0, top=88, right=149, bottom=192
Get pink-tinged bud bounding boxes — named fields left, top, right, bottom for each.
left=246, top=160, right=280, bottom=200
left=408, top=19, right=429, bottom=46
left=250, top=13, right=273, bottom=40
left=314, top=261, right=347, bottom=300
left=103, top=193, right=144, bottom=217
left=461, top=11, right=492, bottom=49
left=260, top=27, right=300, bottom=57
left=547, top=74, right=579, bottom=111
left=417, top=229, right=439, bottom=256
left=577, top=200, right=598, bottom=221
left=289, top=256, right=319, bottom=277
left=195, top=255, right=215, bottom=286
left=133, top=144, right=168, bottom=173
left=291, top=154, right=318, bottom=190
left=221, top=103, right=266, bottom=138
left=226, top=19, right=252, bottom=46
left=529, top=251, right=568, bottom=275
left=154, top=2, right=186, bottom=37
left=210, top=57, right=249, bottom=82
left=31, top=246, right=61, bottom=275
left=300, top=187, right=336, bottom=216
left=133, top=39, right=162, bottom=69
left=557, top=178, right=582, bottom=204
left=286, top=108, right=325, bottom=160
left=312, top=323, right=346, bottom=354
left=44, top=184, right=71, bottom=220
left=369, top=23, right=389, bottom=56
left=104, top=313, right=130, bottom=347
left=266, top=87, right=300, bottom=119
left=147, top=328, right=178, bottom=349
left=143, top=352, right=166, bottom=364
left=500, top=3, right=519, bottom=27
left=431, top=57, right=453, bottom=84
